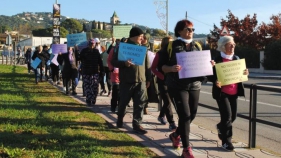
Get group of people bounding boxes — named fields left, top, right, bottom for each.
left=24, top=19, right=249, bottom=158
left=109, top=20, right=248, bottom=158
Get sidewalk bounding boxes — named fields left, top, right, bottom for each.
left=54, top=81, right=279, bottom=158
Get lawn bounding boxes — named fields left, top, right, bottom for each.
left=0, top=65, right=158, bottom=158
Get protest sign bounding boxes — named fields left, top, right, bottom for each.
left=118, top=43, right=147, bottom=65
left=113, top=25, right=132, bottom=39
left=147, top=51, right=155, bottom=68
left=31, top=57, right=41, bottom=69
left=66, top=33, right=88, bottom=50
left=215, top=59, right=248, bottom=86
left=52, top=44, right=67, bottom=54
left=50, top=54, right=59, bottom=66
left=176, top=50, right=213, bottom=79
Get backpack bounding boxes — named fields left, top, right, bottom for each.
left=166, top=40, right=202, bottom=61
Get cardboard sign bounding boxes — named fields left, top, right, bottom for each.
left=52, top=44, right=67, bottom=54
left=176, top=50, right=213, bottom=79
left=215, top=59, right=248, bottom=86
left=118, top=43, right=147, bottom=65
left=113, top=25, right=132, bottom=39
left=147, top=51, right=155, bottom=68
left=50, top=54, right=59, bottom=66
left=67, top=32, right=88, bottom=50
left=31, top=57, right=41, bottom=69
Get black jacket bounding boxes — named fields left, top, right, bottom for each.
left=208, top=55, right=245, bottom=100
left=57, top=51, right=78, bottom=78
left=158, top=39, right=204, bottom=90
left=80, top=47, right=104, bottom=75
left=31, top=51, right=47, bottom=68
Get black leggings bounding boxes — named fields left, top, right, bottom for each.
left=216, top=92, right=237, bottom=143
left=168, top=87, right=200, bottom=148
left=158, top=82, right=174, bottom=124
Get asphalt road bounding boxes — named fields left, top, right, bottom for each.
left=195, top=78, right=281, bottom=155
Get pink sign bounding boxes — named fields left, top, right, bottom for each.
left=176, top=50, right=213, bottom=79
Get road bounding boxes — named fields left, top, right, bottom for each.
left=193, top=78, right=281, bottom=155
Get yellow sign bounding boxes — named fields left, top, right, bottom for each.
left=215, top=59, right=248, bottom=86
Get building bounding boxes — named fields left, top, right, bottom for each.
left=17, top=36, right=67, bottom=48
left=91, top=11, right=121, bottom=31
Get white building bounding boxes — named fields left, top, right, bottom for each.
left=17, top=36, right=67, bottom=47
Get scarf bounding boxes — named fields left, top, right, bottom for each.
left=177, top=37, right=193, bottom=44
left=220, top=52, right=234, bottom=60
left=69, top=51, right=74, bottom=64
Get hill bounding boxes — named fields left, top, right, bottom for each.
left=0, top=12, right=207, bottom=38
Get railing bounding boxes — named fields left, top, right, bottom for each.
left=0, top=55, right=26, bottom=65
left=246, top=84, right=281, bottom=148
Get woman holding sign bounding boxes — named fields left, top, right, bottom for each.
left=208, top=36, right=249, bottom=151
left=158, top=19, right=205, bottom=158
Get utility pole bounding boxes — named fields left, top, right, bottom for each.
left=166, top=0, right=168, bottom=35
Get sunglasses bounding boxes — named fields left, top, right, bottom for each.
left=183, top=28, right=195, bottom=32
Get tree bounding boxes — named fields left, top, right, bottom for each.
left=92, top=20, right=96, bottom=30
left=263, top=40, right=281, bottom=70
left=83, top=23, right=88, bottom=32
left=60, top=27, right=68, bottom=38
left=32, top=27, right=52, bottom=37
left=151, top=29, right=166, bottom=37
left=0, top=25, right=12, bottom=33
left=208, top=10, right=261, bottom=50
left=61, top=18, right=83, bottom=33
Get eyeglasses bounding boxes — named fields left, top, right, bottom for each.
left=183, top=28, right=195, bottom=32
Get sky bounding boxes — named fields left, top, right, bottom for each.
left=1, top=0, right=281, bottom=34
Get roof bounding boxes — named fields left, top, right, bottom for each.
left=111, top=11, right=118, bottom=18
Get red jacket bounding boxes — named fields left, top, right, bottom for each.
left=107, top=47, right=120, bottom=83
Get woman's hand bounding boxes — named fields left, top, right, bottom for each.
left=125, top=59, right=134, bottom=67
left=210, top=60, right=216, bottom=67
left=243, top=69, right=249, bottom=75
left=216, top=80, right=221, bottom=88
left=170, top=65, right=181, bottom=72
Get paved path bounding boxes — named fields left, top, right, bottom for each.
left=52, top=80, right=280, bottom=158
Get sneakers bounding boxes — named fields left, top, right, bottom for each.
left=143, top=108, right=148, bottom=115
left=100, top=89, right=105, bottom=96
left=216, top=124, right=222, bottom=140
left=169, top=122, right=177, bottom=130
left=169, top=132, right=180, bottom=149
left=133, top=125, right=147, bottom=134
left=110, top=106, right=116, bottom=113
left=86, top=100, right=92, bottom=106
left=222, top=142, right=234, bottom=151
left=158, top=117, right=167, bottom=125
left=181, top=147, right=194, bottom=158
left=116, top=118, right=123, bottom=128
left=107, top=91, right=111, bottom=97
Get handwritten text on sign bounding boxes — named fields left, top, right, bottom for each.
left=215, top=59, right=248, bottom=86
left=52, top=44, right=67, bottom=54
left=66, top=32, right=88, bottom=50
left=118, top=43, right=147, bottom=65
left=176, top=50, right=213, bottom=79
left=113, top=25, right=132, bottom=39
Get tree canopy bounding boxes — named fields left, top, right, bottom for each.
left=208, top=10, right=281, bottom=50
left=61, top=18, right=83, bottom=33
